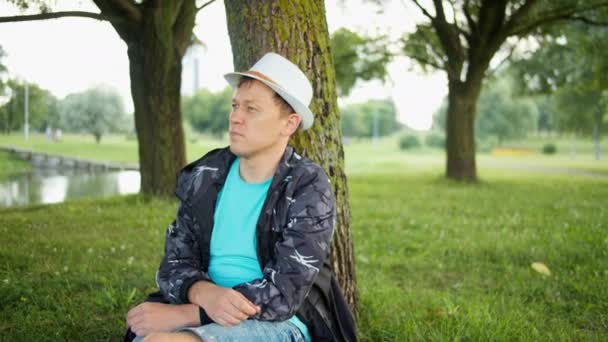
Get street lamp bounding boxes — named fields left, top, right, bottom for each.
left=24, top=79, right=29, bottom=141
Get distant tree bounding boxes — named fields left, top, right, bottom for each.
left=370, top=0, right=608, bottom=181
left=341, top=98, right=400, bottom=138
left=476, top=77, right=537, bottom=145
left=58, top=86, right=127, bottom=143
left=182, top=87, right=231, bottom=138
left=551, top=86, right=606, bottom=137
left=330, top=28, right=393, bottom=97
left=1, top=0, right=218, bottom=196
left=0, top=45, right=7, bottom=97
left=0, top=79, right=57, bottom=133
left=433, top=75, right=537, bottom=145
left=512, top=20, right=608, bottom=159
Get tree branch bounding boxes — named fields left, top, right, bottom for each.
left=432, top=0, right=447, bottom=23
left=197, top=0, right=217, bottom=11
left=508, top=1, right=608, bottom=37
left=503, top=0, right=540, bottom=36
left=447, top=0, right=471, bottom=39
left=106, top=0, right=142, bottom=23
left=463, top=0, right=476, bottom=31
left=0, top=11, right=122, bottom=24
left=408, top=0, right=435, bottom=21
left=408, top=54, right=444, bottom=71
left=571, top=15, right=608, bottom=26
left=487, top=37, right=520, bottom=77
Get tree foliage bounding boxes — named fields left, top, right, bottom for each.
left=340, top=98, right=401, bottom=138
left=0, top=79, right=58, bottom=134
left=330, top=28, right=393, bottom=97
left=511, top=19, right=608, bottom=137
left=369, top=0, right=608, bottom=180
left=182, top=87, right=231, bottom=138
left=58, top=86, right=128, bottom=143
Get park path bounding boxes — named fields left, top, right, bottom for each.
left=482, top=160, right=608, bottom=179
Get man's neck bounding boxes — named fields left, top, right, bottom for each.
left=238, top=144, right=287, bottom=183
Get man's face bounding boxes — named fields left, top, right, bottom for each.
left=229, top=79, right=291, bottom=158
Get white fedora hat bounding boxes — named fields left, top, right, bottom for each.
left=224, top=52, right=314, bottom=130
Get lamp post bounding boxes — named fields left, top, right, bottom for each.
left=24, top=79, right=29, bottom=141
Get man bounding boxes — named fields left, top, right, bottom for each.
left=125, top=52, right=356, bottom=342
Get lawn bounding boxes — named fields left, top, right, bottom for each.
left=1, top=132, right=607, bottom=340
left=1, top=132, right=607, bottom=176
left=0, top=132, right=224, bottom=165
left=0, top=150, right=31, bottom=179
left=1, top=168, right=606, bottom=341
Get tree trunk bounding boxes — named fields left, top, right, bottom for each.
left=446, top=80, right=482, bottom=181
left=571, top=135, right=577, bottom=159
left=115, top=4, right=195, bottom=197
left=594, top=109, right=601, bottom=161
left=224, top=0, right=358, bottom=313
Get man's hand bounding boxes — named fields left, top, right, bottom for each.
left=126, top=302, right=199, bottom=337
left=188, top=281, right=261, bottom=327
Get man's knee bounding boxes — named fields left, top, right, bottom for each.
left=142, top=332, right=200, bottom=342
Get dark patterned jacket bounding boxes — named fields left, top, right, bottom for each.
left=155, top=145, right=356, bottom=341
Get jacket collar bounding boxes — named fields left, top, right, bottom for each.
left=176, top=144, right=299, bottom=204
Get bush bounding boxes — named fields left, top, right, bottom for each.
left=399, top=134, right=421, bottom=150
left=425, top=133, right=445, bottom=149
left=542, top=143, right=557, bottom=155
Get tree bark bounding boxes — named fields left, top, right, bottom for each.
left=446, top=79, right=482, bottom=181
left=224, top=0, right=358, bottom=313
left=111, top=2, right=195, bottom=197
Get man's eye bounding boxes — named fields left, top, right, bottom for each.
left=248, top=106, right=256, bottom=111
left=231, top=104, right=238, bottom=109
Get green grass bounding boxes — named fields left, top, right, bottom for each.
left=351, top=171, right=608, bottom=341
left=2, top=132, right=607, bottom=175
left=0, top=132, right=226, bottom=165
left=1, top=170, right=607, bottom=341
left=1, top=132, right=608, bottom=340
left=0, top=151, right=31, bottom=179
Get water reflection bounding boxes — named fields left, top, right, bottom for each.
left=0, top=169, right=140, bottom=208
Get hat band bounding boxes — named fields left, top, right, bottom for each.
left=242, top=70, right=280, bottom=87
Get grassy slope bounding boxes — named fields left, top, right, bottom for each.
left=0, top=151, right=31, bottom=179
left=1, top=170, right=606, bottom=341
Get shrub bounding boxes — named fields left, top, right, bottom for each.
left=542, top=143, right=557, bottom=155
left=425, top=133, right=445, bottom=149
left=399, top=134, right=421, bottom=150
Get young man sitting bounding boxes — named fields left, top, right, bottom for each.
left=125, top=52, right=356, bottom=342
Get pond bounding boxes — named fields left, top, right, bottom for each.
left=0, top=169, right=140, bottom=208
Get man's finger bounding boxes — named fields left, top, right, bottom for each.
left=127, top=305, right=142, bottom=321
left=225, top=304, right=249, bottom=321
left=128, top=315, right=144, bottom=329
left=232, top=292, right=259, bottom=315
left=225, top=314, right=241, bottom=326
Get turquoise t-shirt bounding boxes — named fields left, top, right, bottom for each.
left=208, top=157, right=311, bottom=341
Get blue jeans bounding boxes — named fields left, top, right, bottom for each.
left=133, top=319, right=305, bottom=342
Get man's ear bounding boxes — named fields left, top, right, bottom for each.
left=283, top=113, right=302, bottom=136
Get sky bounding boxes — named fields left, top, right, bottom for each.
left=0, top=0, right=447, bottom=131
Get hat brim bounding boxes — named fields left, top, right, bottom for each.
left=224, top=72, right=314, bottom=130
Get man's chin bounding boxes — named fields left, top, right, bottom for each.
left=229, top=144, right=248, bottom=158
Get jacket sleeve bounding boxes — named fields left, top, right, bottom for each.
left=232, top=166, right=336, bottom=321
left=156, top=202, right=213, bottom=305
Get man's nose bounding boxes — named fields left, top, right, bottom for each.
left=229, top=108, right=244, bottom=125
